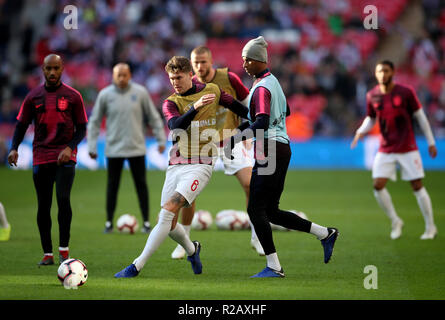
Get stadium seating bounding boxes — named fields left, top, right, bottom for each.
left=0, top=0, right=444, bottom=142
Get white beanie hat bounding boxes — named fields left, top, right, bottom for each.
left=242, top=36, right=268, bottom=63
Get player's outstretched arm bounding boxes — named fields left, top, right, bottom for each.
left=413, top=109, right=437, bottom=159
left=218, top=89, right=249, bottom=119
left=350, top=132, right=365, bottom=149
left=351, top=116, right=375, bottom=149
left=227, top=99, right=249, bottom=119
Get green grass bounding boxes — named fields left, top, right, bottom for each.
left=0, top=168, right=444, bottom=300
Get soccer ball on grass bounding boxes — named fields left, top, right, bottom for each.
left=57, top=258, right=88, bottom=289
left=116, top=214, right=139, bottom=234
left=191, top=210, right=213, bottom=230
left=215, top=210, right=250, bottom=230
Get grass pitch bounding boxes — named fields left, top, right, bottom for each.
left=0, top=168, right=444, bottom=300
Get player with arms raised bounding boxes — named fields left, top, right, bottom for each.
left=351, top=60, right=438, bottom=240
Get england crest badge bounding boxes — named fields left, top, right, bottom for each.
left=58, top=97, right=68, bottom=111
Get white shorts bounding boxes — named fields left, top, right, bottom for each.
left=160, top=164, right=213, bottom=207
left=216, top=141, right=253, bottom=176
left=372, top=150, right=425, bottom=181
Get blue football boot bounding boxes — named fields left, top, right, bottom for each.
left=321, top=227, right=339, bottom=263
left=187, top=241, right=202, bottom=274
left=251, top=266, right=285, bottom=278
left=114, top=264, right=139, bottom=278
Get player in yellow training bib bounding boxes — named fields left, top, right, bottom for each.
left=115, top=56, right=249, bottom=278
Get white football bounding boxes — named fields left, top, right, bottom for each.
left=236, top=211, right=251, bottom=230
left=57, top=258, right=88, bottom=289
left=270, top=210, right=309, bottom=231
left=191, top=210, right=213, bottom=230
left=117, top=214, right=139, bottom=234
left=216, top=210, right=250, bottom=230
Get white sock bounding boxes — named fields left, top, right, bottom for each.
left=0, top=202, right=9, bottom=228
left=310, top=223, right=328, bottom=240
left=183, top=224, right=191, bottom=237
left=414, top=187, right=434, bottom=229
left=133, top=209, right=175, bottom=271
left=266, top=253, right=281, bottom=271
left=169, top=224, right=195, bottom=255
left=249, top=220, right=258, bottom=240
left=59, top=247, right=69, bottom=251
left=374, top=188, right=400, bottom=224
left=44, top=253, right=53, bottom=256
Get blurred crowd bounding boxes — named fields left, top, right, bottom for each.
left=0, top=0, right=444, bottom=143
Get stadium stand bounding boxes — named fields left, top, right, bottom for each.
left=0, top=0, right=444, bottom=147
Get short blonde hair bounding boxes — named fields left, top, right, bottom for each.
left=191, top=45, right=212, bottom=57
left=165, top=56, right=192, bottom=74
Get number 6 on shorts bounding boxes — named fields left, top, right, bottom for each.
left=191, top=179, right=199, bottom=191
